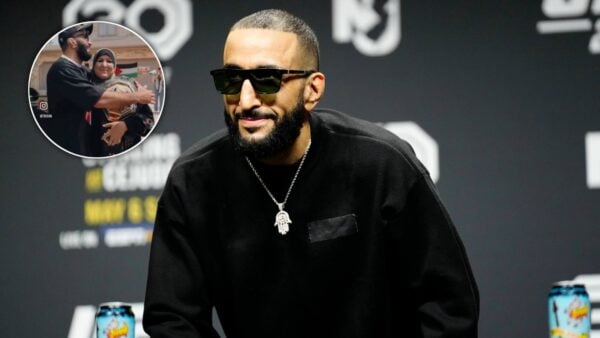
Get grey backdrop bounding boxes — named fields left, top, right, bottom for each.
left=1, top=0, right=599, bottom=337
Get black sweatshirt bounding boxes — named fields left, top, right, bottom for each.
left=143, top=109, right=479, bottom=338
left=46, top=57, right=104, bottom=154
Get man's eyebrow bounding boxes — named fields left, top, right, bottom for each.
left=223, top=64, right=241, bottom=69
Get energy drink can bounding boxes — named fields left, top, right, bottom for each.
left=96, top=302, right=135, bottom=338
left=548, top=281, right=591, bottom=338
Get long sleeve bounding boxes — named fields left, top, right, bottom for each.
left=387, top=174, right=479, bottom=337
left=143, top=175, right=220, bottom=338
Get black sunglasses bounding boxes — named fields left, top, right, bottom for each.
left=209, top=68, right=315, bottom=94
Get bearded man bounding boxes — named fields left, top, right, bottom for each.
left=143, top=9, right=479, bottom=338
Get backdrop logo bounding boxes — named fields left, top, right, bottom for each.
left=586, top=132, right=600, bottom=189
left=332, top=0, right=401, bottom=56
left=537, top=0, right=600, bottom=54
left=382, top=122, right=439, bottom=182
left=63, top=0, right=193, bottom=60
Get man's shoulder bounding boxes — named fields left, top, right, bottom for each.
left=49, top=57, right=74, bottom=70
left=314, top=108, right=416, bottom=156
left=313, top=108, right=428, bottom=175
left=48, top=57, right=84, bottom=78
left=170, top=129, right=231, bottom=172
left=47, top=58, right=63, bottom=77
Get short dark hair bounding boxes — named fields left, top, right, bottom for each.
left=230, top=9, right=320, bottom=70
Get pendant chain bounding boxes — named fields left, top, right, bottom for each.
left=245, top=139, right=312, bottom=212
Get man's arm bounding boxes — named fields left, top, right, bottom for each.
left=49, top=65, right=154, bottom=111
left=94, top=81, right=155, bottom=110
left=143, top=174, right=220, bottom=338
left=387, top=174, right=479, bottom=338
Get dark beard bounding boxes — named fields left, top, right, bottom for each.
left=76, top=41, right=92, bottom=61
left=224, top=101, right=307, bottom=159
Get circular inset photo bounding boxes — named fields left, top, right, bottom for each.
left=29, top=21, right=165, bottom=158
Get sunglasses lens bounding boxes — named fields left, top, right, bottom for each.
left=249, top=69, right=282, bottom=94
left=212, top=70, right=243, bottom=94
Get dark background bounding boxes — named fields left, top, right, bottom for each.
left=1, top=0, right=599, bottom=337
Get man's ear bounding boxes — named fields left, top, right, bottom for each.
left=68, top=37, right=77, bottom=49
left=303, top=72, right=325, bottom=112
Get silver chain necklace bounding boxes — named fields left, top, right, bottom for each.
left=245, top=139, right=312, bottom=235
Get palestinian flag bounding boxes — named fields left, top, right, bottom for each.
left=115, top=62, right=138, bottom=78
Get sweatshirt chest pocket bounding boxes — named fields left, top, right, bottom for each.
left=307, top=214, right=358, bottom=243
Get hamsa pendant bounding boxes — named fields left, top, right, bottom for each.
left=274, top=210, right=292, bottom=235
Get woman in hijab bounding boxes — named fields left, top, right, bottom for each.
left=83, top=48, right=155, bottom=156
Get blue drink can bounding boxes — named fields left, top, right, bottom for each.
left=548, top=281, right=591, bottom=338
left=96, top=302, right=135, bottom=338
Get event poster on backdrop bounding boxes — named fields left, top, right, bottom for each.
left=1, top=0, right=599, bottom=337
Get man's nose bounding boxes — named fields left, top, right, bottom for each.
left=238, top=79, right=260, bottom=111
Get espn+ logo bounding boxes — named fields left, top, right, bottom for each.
left=537, top=0, right=600, bottom=54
